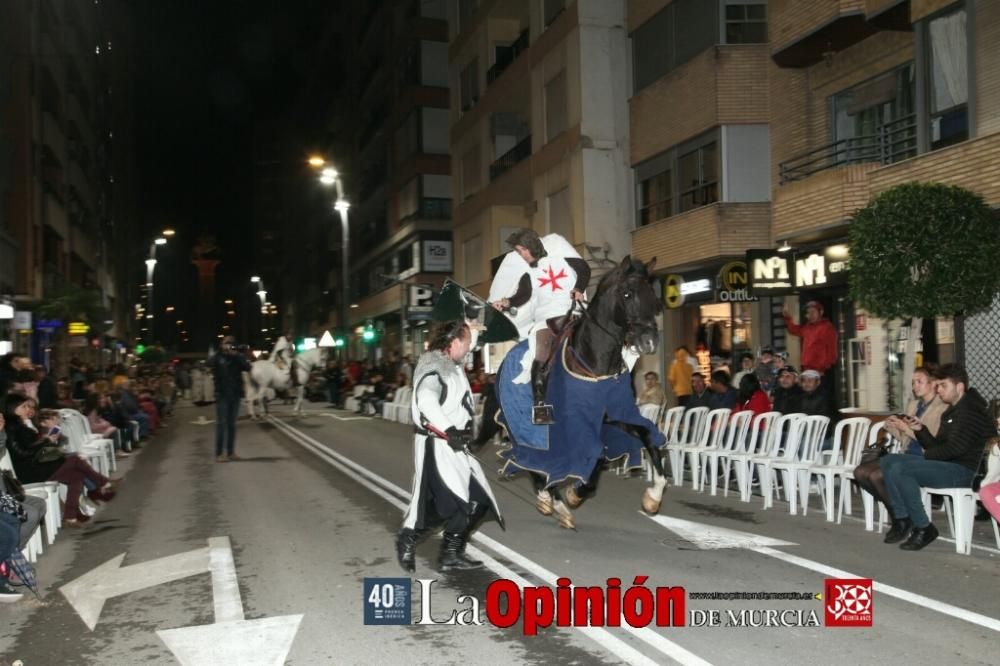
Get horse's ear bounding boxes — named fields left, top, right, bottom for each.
left=619, top=255, right=632, bottom=271
left=644, top=257, right=657, bottom=274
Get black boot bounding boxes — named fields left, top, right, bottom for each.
left=530, top=361, right=554, bottom=425
left=883, top=517, right=913, bottom=544
left=900, top=522, right=939, bottom=551
left=439, top=532, right=483, bottom=571
left=395, top=528, right=424, bottom=573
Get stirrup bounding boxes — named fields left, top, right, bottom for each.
left=532, top=403, right=554, bottom=425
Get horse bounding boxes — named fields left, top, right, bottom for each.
left=244, top=347, right=327, bottom=418
left=487, top=255, right=669, bottom=529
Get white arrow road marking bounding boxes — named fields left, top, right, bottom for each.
left=208, top=536, right=243, bottom=622
left=646, top=514, right=798, bottom=549
left=157, top=615, right=304, bottom=666
left=61, top=547, right=212, bottom=630
left=268, top=415, right=710, bottom=666
left=643, top=513, right=1000, bottom=633
left=191, top=416, right=215, bottom=425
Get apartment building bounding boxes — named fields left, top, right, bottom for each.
left=0, top=0, right=135, bottom=361
left=329, top=0, right=453, bottom=359
left=628, top=0, right=1000, bottom=408
left=447, top=0, right=633, bottom=302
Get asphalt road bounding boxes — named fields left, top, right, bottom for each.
left=2, top=401, right=998, bottom=666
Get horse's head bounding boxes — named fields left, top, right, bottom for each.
left=594, top=255, right=661, bottom=355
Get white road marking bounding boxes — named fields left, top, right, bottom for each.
left=643, top=514, right=1000, bottom=634
left=191, top=416, right=215, bottom=425
left=647, top=514, right=798, bottom=549
left=157, top=615, right=304, bottom=666
left=208, top=536, right=244, bottom=622
left=61, top=547, right=211, bottom=630
left=268, top=415, right=711, bottom=666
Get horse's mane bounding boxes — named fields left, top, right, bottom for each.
left=593, top=257, right=649, bottom=297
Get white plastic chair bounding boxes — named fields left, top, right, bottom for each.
left=700, top=410, right=753, bottom=496
left=839, top=421, right=898, bottom=531
left=755, top=413, right=806, bottom=510
left=344, top=385, right=369, bottom=413
left=802, top=416, right=871, bottom=522
left=666, top=407, right=709, bottom=486
left=771, top=415, right=829, bottom=515
left=58, top=409, right=112, bottom=477
left=921, top=487, right=977, bottom=555
left=726, top=411, right=780, bottom=501
left=680, top=408, right=731, bottom=491
left=73, top=410, right=118, bottom=473
left=1, top=453, right=61, bottom=546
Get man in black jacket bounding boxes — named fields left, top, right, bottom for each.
left=207, top=337, right=251, bottom=462
left=880, top=364, right=993, bottom=550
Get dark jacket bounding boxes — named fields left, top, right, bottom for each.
left=37, top=376, right=58, bottom=409
left=4, top=420, right=64, bottom=484
left=208, top=351, right=251, bottom=399
left=800, top=388, right=835, bottom=421
left=709, top=386, right=738, bottom=410
left=688, top=389, right=713, bottom=409
left=915, top=389, right=993, bottom=471
left=772, top=385, right=803, bottom=414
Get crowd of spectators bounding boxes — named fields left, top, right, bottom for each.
left=0, top=352, right=177, bottom=600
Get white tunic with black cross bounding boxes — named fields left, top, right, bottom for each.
left=401, top=349, right=502, bottom=530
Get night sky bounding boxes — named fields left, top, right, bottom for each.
left=129, top=0, right=340, bottom=346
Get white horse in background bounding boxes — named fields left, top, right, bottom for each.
left=244, top=347, right=327, bottom=418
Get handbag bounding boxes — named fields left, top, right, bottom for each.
left=34, top=446, right=64, bottom=464
left=0, top=470, right=25, bottom=502
left=858, top=445, right=887, bottom=466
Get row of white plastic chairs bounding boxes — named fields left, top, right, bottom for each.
left=644, top=404, right=1000, bottom=555
left=0, top=408, right=128, bottom=563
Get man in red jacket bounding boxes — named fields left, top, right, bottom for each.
left=783, top=301, right=838, bottom=375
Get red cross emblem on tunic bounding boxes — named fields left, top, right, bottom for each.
left=538, top=266, right=567, bottom=291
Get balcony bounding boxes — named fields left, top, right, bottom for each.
left=486, top=29, right=529, bottom=86
left=489, top=136, right=531, bottom=181
left=773, top=163, right=876, bottom=239
left=779, top=115, right=916, bottom=183
left=631, top=203, right=771, bottom=269
left=770, top=0, right=879, bottom=68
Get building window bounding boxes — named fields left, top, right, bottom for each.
left=547, top=188, right=573, bottom=238
left=394, top=112, right=419, bottom=161
left=926, top=7, right=968, bottom=150
left=463, top=235, right=484, bottom=284
left=543, top=0, right=565, bottom=27
left=723, top=1, right=767, bottom=44
left=461, top=144, right=481, bottom=199
left=678, top=141, right=718, bottom=213
left=460, top=57, right=479, bottom=111
left=544, top=70, right=568, bottom=142
left=832, top=64, right=916, bottom=164
left=639, top=170, right=672, bottom=226
left=632, top=0, right=718, bottom=92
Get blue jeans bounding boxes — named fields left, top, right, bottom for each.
left=1, top=512, right=20, bottom=565
left=880, top=454, right=975, bottom=527
left=215, top=394, right=241, bottom=456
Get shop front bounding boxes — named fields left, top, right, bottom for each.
left=662, top=260, right=761, bottom=377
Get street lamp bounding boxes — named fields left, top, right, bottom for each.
left=145, top=235, right=168, bottom=344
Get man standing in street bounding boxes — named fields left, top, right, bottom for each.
left=880, top=364, right=993, bottom=550
left=207, top=336, right=251, bottom=462
left=396, top=320, right=503, bottom=573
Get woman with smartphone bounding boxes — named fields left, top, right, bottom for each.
left=2, top=394, right=117, bottom=526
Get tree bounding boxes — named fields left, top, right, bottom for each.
left=35, top=286, right=106, bottom=374
left=849, top=182, right=1000, bottom=319
left=849, top=182, right=1000, bottom=406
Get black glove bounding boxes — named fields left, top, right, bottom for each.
left=444, top=427, right=473, bottom=452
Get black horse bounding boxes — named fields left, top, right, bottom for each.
left=478, top=255, right=667, bottom=529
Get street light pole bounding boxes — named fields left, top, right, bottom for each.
left=145, top=236, right=167, bottom=345
left=335, top=198, right=350, bottom=358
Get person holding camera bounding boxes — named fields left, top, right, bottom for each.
left=395, top=319, right=503, bottom=573
left=207, top=336, right=251, bottom=462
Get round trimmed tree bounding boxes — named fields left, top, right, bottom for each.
left=849, top=182, right=1000, bottom=407
left=849, top=182, right=1000, bottom=319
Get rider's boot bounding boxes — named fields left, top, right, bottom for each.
left=439, top=532, right=483, bottom=571
left=395, top=527, right=428, bottom=573
left=531, top=361, right=554, bottom=425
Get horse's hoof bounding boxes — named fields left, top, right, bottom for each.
left=563, top=486, right=583, bottom=509
left=556, top=513, right=576, bottom=530
left=641, top=492, right=661, bottom=515
left=535, top=498, right=554, bottom=516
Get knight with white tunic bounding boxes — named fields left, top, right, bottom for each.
left=271, top=333, right=299, bottom=386
left=396, top=320, right=504, bottom=573
left=489, top=228, right=590, bottom=424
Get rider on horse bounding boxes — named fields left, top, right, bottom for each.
left=271, top=332, right=299, bottom=387
left=488, top=228, right=589, bottom=425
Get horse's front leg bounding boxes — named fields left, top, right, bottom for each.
left=294, top=384, right=304, bottom=415
left=610, top=420, right=667, bottom=515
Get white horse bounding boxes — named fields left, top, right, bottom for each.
left=244, top=347, right=327, bottom=418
